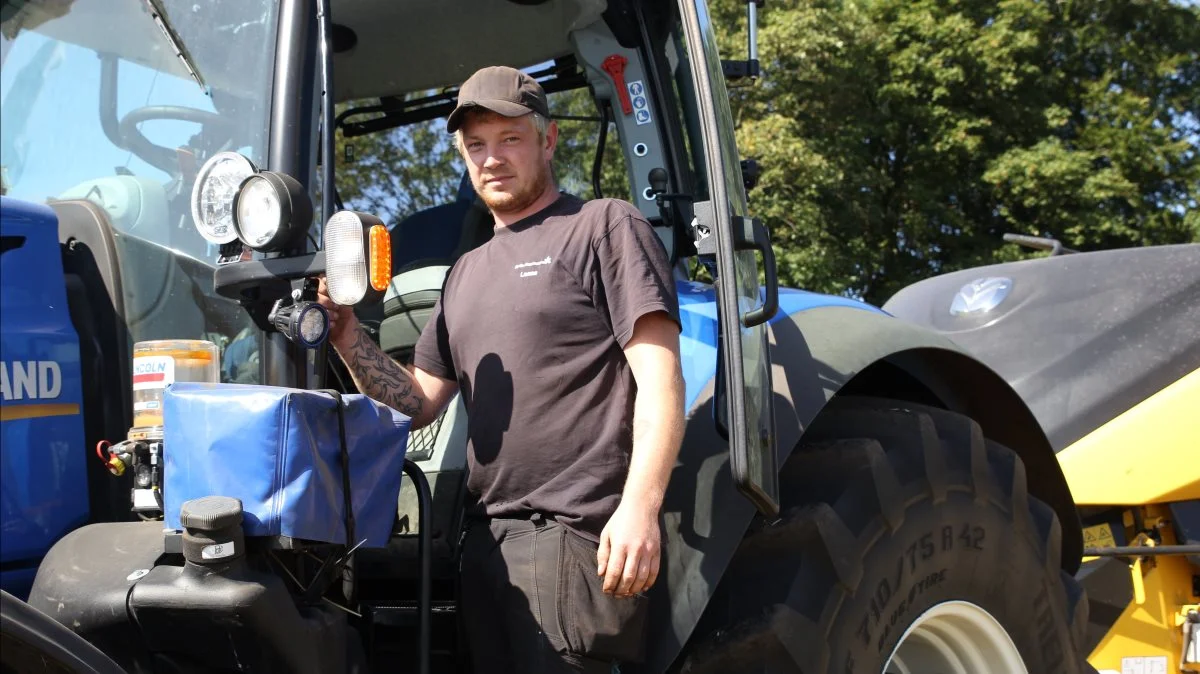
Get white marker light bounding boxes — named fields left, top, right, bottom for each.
left=323, top=210, right=391, bottom=306
left=324, top=211, right=369, bottom=306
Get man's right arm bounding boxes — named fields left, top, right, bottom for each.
left=317, top=277, right=458, bottom=428
left=334, top=326, right=458, bottom=429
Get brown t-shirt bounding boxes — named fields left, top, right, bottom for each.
left=413, top=193, right=680, bottom=539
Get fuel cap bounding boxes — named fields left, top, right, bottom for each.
left=180, top=496, right=243, bottom=532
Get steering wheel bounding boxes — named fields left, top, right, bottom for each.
left=118, top=106, right=236, bottom=174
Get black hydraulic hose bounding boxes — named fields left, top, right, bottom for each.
left=317, top=0, right=336, bottom=230
left=331, top=393, right=355, bottom=553
left=1084, top=544, right=1200, bottom=557
left=403, top=459, right=432, bottom=674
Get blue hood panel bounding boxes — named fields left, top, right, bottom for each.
left=676, top=280, right=883, bottom=410
left=0, top=197, right=88, bottom=599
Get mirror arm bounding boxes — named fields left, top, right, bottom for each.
left=722, top=0, right=764, bottom=83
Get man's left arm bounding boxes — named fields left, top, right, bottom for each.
left=597, top=310, right=685, bottom=598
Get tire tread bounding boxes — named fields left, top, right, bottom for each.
left=680, top=396, right=1089, bottom=674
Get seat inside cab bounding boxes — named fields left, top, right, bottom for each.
left=360, top=172, right=493, bottom=367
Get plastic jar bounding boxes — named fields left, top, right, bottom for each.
left=131, top=339, right=219, bottom=431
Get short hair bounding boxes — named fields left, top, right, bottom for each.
left=454, top=110, right=549, bottom=155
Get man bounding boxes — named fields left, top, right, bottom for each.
left=318, top=65, right=684, bottom=673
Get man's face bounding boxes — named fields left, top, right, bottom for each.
left=459, top=111, right=557, bottom=215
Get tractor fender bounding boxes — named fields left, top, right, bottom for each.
left=648, top=288, right=1079, bottom=673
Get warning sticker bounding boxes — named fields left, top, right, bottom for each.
left=1083, top=523, right=1118, bottom=551
left=1122, top=656, right=1167, bottom=674
left=202, top=542, right=236, bottom=560
left=628, top=80, right=652, bottom=126
left=132, top=356, right=175, bottom=391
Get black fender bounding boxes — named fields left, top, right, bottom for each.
left=647, top=304, right=1079, bottom=673
left=1, top=590, right=126, bottom=674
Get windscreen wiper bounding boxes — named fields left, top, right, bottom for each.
left=143, top=0, right=206, bottom=92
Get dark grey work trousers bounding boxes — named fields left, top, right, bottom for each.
left=459, top=514, right=649, bottom=674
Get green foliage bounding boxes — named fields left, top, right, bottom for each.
left=333, top=88, right=628, bottom=228
left=333, top=2, right=1198, bottom=305
left=548, top=88, right=632, bottom=203
left=335, top=103, right=464, bottom=226
left=715, top=0, right=1199, bottom=303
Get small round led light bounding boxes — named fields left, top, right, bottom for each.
left=191, top=152, right=258, bottom=244
left=235, top=176, right=283, bottom=248
left=295, top=303, right=329, bottom=346
left=270, top=300, right=329, bottom=348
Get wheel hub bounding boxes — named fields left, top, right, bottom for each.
left=885, top=600, right=1028, bottom=674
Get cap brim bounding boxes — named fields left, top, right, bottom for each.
left=446, top=99, right=535, bottom=133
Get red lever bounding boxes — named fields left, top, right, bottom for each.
left=602, top=54, right=633, bottom=115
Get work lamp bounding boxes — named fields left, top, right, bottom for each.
left=324, top=210, right=391, bottom=306
left=232, top=171, right=313, bottom=252
left=269, top=299, right=330, bottom=348
left=190, top=152, right=259, bottom=244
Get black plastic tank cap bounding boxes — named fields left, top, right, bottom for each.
left=180, top=496, right=246, bottom=566
left=180, top=495, right=243, bottom=532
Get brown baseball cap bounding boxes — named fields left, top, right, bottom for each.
left=446, top=66, right=550, bottom=133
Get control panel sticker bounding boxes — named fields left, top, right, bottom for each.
left=628, top=80, right=652, bottom=125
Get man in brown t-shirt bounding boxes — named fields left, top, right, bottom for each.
left=317, top=66, right=684, bottom=673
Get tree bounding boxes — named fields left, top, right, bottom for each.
left=713, top=0, right=1200, bottom=304
left=334, top=102, right=466, bottom=226
left=332, top=3, right=1197, bottom=305
left=332, top=87, right=628, bottom=228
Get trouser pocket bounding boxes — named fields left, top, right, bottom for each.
left=558, top=527, right=649, bottom=664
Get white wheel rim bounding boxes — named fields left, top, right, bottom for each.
left=884, top=600, right=1028, bottom=674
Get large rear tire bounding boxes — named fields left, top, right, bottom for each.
left=680, top=397, right=1090, bottom=673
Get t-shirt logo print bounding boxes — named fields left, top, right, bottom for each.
left=514, top=256, right=552, bottom=278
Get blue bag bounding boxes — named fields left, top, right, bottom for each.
left=162, top=382, right=411, bottom=547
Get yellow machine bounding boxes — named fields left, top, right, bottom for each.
left=884, top=239, right=1200, bottom=672
left=1063, top=367, right=1200, bottom=673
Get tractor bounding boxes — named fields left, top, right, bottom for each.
left=1, top=0, right=1093, bottom=672
left=883, top=235, right=1200, bottom=672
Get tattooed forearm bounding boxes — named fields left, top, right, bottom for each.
left=338, top=327, right=426, bottom=422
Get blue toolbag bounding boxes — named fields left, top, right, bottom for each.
left=162, top=383, right=411, bottom=547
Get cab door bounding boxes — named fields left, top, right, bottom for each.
left=679, top=0, right=780, bottom=516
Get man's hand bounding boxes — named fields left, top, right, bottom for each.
left=596, top=311, right=683, bottom=598
left=316, top=276, right=359, bottom=352
left=597, top=498, right=661, bottom=597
